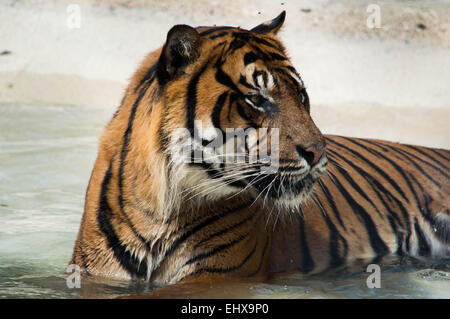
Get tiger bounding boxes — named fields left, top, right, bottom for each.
left=70, top=11, right=450, bottom=286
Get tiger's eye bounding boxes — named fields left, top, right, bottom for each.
left=299, top=88, right=310, bottom=112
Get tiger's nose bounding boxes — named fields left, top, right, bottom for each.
left=296, top=144, right=326, bottom=166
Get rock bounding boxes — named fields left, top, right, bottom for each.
left=417, top=23, right=427, bottom=30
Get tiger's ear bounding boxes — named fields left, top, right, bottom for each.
left=250, top=11, right=286, bottom=35
left=158, top=24, right=201, bottom=81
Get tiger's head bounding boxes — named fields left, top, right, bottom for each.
left=155, top=11, right=327, bottom=212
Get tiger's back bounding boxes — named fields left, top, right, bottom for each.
left=270, top=136, right=450, bottom=274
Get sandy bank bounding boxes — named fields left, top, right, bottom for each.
left=0, top=0, right=449, bottom=148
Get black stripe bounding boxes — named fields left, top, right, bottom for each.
left=404, top=172, right=434, bottom=224
left=312, top=197, right=348, bottom=268
left=252, top=69, right=261, bottom=88
left=236, top=102, right=252, bottom=122
left=97, top=160, right=148, bottom=278
left=169, top=210, right=218, bottom=238
left=394, top=229, right=405, bottom=256
left=342, top=138, right=419, bottom=201
left=186, top=238, right=258, bottom=277
left=117, top=75, right=155, bottom=250
left=398, top=145, right=449, bottom=180
left=226, top=92, right=236, bottom=122
left=211, top=91, right=228, bottom=134
left=278, top=158, right=298, bottom=164
left=285, top=65, right=302, bottom=81
left=194, top=212, right=255, bottom=248
left=247, top=43, right=272, bottom=62
left=268, top=52, right=287, bottom=61
left=238, top=75, right=257, bottom=90
left=277, top=165, right=306, bottom=172
left=187, top=63, right=209, bottom=136
left=353, top=139, right=442, bottom=223
left=326, top=154, right=384, bottom=218
left=326, top=149, right=409, bottom=252
left=326, top=149, right=403, bottom=227
left=366, top=140, right=442, bottom=188
left=271, top=67, right=301, bottom=93
left=297, top=209, right=315, bottom=272
left=198, top=26, right=234, bottom=36
left=246, top=234, right=269, bottom=277
left=235, top=102, right=261, bottom=129
left=328, top=171, right=390, bottom=258
left=209, top=31, right=229, bottom=40
left=246, top=34, right=283, bottom=51
left=182, top=229, right=252, bottom=267
left=316, top=179, right=346, bottom=230
left=326, top=137, right=409, bottom=203
left=428, top=148, right=450, bottom=163
left=154, top=202, right=251, bottom=271
left=228, top=38, right=246, bottom=53
left=406, top=144, right=450, bottom=172
left=213, top=40, right=228, bottom=50
left=244, top=52, right=259, bottom=65
left=414, top=217, right=431, bottom=256
left=135, top=63, right=158, bottom=93
left=215, top=62, right=242, bottom=94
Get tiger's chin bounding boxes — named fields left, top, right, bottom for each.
left=247, top=157, right=328, bottom=210
left=250, top=173, right=317, bottom=210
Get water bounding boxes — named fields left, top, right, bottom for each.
left=0, top=102, right=449, bottom=299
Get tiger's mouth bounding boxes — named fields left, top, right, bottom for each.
left=252, top=173, right=314, bottom=198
